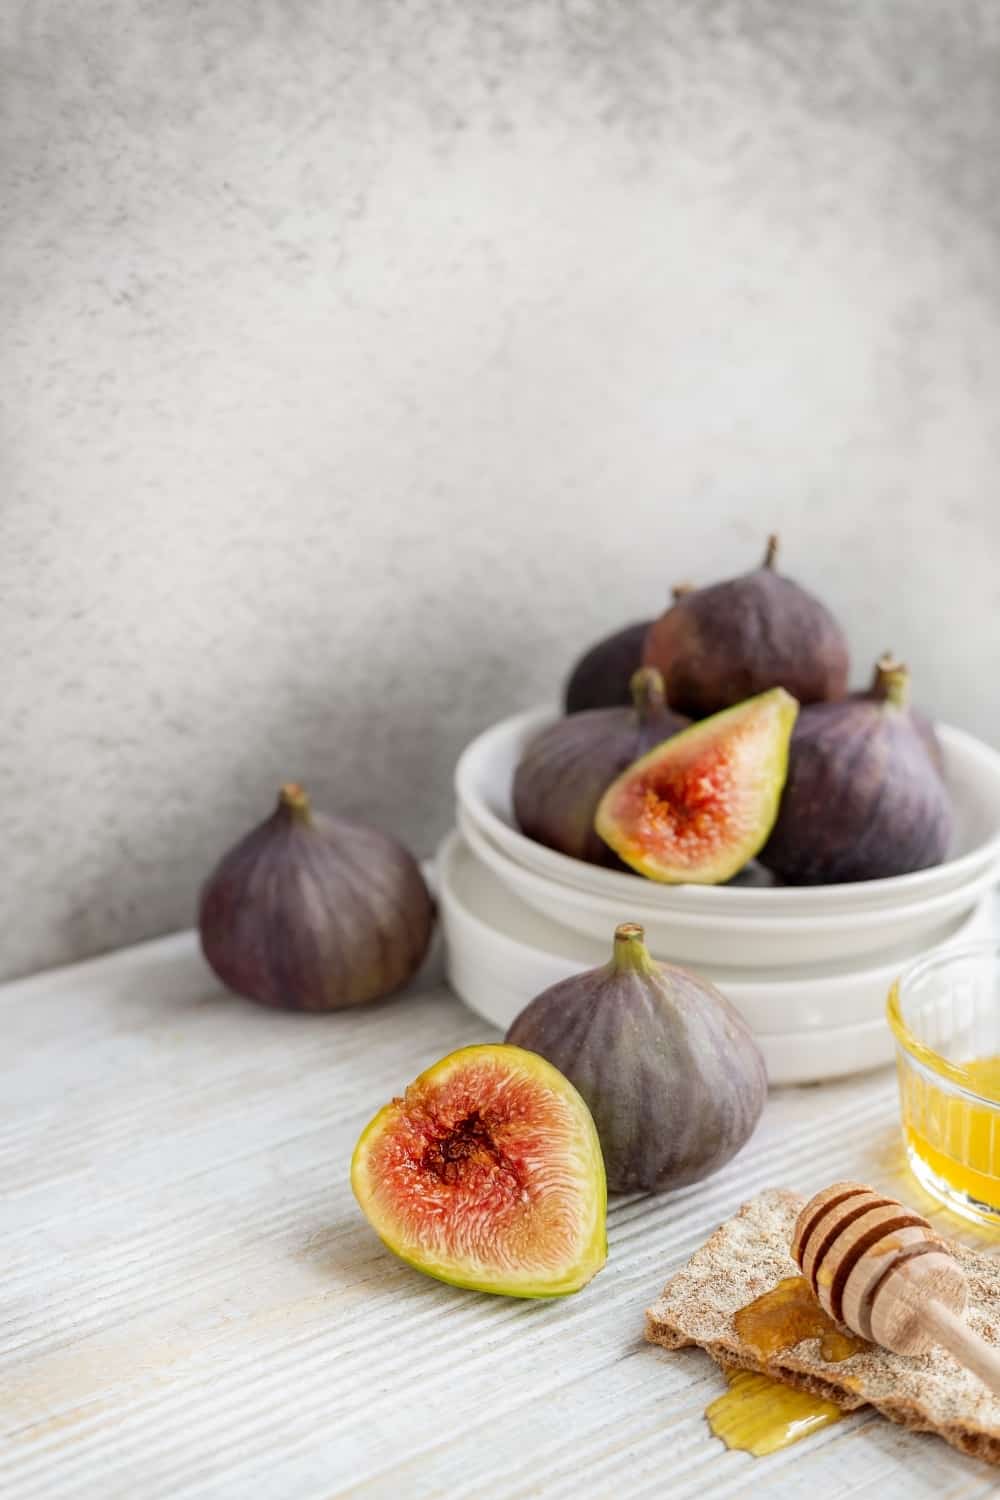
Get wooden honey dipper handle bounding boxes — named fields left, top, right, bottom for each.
left=886, top=1263, right=1000, bottom=1398
left=792, top=1181, right=1000, bottom=1398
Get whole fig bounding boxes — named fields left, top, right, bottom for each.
left=199, top=784, right=434, bottom=1010
left=564, top=620, right=651, bottom=715
left=643, top=535, right=849, bottom=718
left=760, top=657, right=953, bottom=885
left=564, top=586, right=695, bottom=714
left=507, top=923, right=767, bottom=1193
left=865, top=651, right=944, bottom=774
left=514, top=667, right=687, bottom=865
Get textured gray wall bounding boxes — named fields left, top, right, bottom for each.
left=3, top=2, right=1000, bottom=981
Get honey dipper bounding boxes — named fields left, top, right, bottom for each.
left=792, top=1181, right=1000, bottom=1397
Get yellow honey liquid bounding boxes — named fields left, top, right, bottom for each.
left=707, top=1370, right=842, bottom=1456
left=705, top=1277, right=862, bottom=1457
left=898, top=1054, right=1000, bottom=1210
left=733, top=1276, right=866, bottom=1364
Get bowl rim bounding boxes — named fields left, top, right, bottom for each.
left=886, top=939, right=1000, bottom=1100
left=441, top=829, right=991, bottom=1010
left=459, top=803, right=1000, bottom=935
left=436, top=828, right=605, bottom=971
left=456, top=705, right=1000, bottom=908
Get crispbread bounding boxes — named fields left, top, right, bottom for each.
left=645, top=1188, right=1000, bottom=1466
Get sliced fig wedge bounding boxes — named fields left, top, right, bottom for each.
left=594, top=688, right=798, bottom=884
left=350, top=1044, right=607, bottom=1298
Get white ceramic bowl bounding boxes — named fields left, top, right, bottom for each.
left=458, top=806, right=1000, bottom=968
left=455, top=706, right=1000, bottom=919
left=437, top=830, right=995, bottom=1086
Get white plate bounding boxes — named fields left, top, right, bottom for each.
left=458, top=804, right=998, bottom=969
left=455, top=705, right=1000, bottom=917
left=436, top=829, right=995, bottom=1086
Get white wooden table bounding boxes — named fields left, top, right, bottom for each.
left=3, top=929, right=1000, bottom=1499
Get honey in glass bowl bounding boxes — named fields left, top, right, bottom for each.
left=888, top=942, right=1000, bottom=1225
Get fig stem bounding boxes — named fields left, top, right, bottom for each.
left=611, top=923, right=656, bottom=974
left=763, top=533, right=780, bottom=569
left=872, top=655, right=911, bottom=710
left=630, top=666, right=666, bottom=720
left=279, top=782, right=312, bottom=822
left=671, top=581, right=696, bottom=603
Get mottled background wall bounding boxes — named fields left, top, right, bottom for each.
left=3, top=1, right=1000, bottom=980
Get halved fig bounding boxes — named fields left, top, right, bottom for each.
left=594, top=688, right=798, bottom=883
left=350, top=1044, right=607, bottom=1297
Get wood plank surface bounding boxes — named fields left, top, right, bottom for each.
left=2, top=930, right=999, bottom=1499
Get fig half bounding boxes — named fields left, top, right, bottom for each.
left=351, top=1044, right=607, bottom=1298
left=594, top=688, right=798, bottom=883
left=643, top=535, right=849, bottom=718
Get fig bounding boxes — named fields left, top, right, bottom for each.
left=866, top=651, right=944, bottom=774
left=564, top=585, right=694, bottom=713
left=643, top=535, right=849, bottom=718
left=514, top=667, right=688, bottom=866
left=564, top=620, right=651, bottom=715
left=507, top=924, right=767, bottom=1193
left=351, top=1044, right=607, bottom=1297
left=594, top=687, right=798, bottom=884
left=759, top=656, right=953, bottom=885
left=199, top=783, right=434, bottom=1010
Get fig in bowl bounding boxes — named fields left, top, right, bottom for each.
left=760, top=656, right=953, bottom=885
left=514, top=666, right=686, bottom=866
left=564, top=585, right=694, bottom=713
left=643, top=534, right=849, bottom=718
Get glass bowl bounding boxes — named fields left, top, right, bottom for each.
left=888, top=942, right=1000, bottom=1226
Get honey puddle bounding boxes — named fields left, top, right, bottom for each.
left=707, top=1276, right=865, bottom=1457
left=707, top=1370, right=843, bottom=1457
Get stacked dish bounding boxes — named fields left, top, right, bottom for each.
left=439, top=706, right=1000, bottom=1085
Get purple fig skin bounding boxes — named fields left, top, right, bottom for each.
left=564, top=621, right=651, bottom=714
left=852, top=651, right=945, bottom=775
left=643, top=535, right=849, bottom=718
left=199, top=785, right=434, bottom=1011
left=514, top=668, right=688, bottom=866
left=564, top=587, right=695, bottom=715
left=506, top=924, right=767, bottom=1194
left=759, top=658, right=953, bottom=885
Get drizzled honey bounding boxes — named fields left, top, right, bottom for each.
left=707, top=1276, right=865, bottom=1456
left=733, top=1275, right=866, bottom=1364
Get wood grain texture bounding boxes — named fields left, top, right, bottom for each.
left=3, top=931, right=1000, bottom=1499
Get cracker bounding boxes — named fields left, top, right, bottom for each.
left=645, top=1188, right=1000, bottom=1466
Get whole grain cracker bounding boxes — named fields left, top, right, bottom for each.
left=645, top=1188, right=1000, bottom=1466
